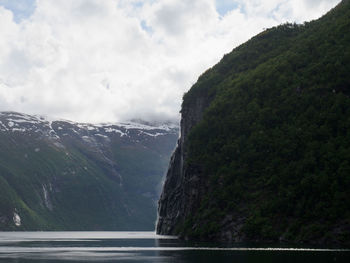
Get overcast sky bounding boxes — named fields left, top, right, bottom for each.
left=0, top=0, right=341, bottom=123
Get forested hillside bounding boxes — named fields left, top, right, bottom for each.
left=157, top=0, right=350, bottom=246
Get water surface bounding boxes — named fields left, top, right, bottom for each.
left=0, top=231, right=348, bottom=262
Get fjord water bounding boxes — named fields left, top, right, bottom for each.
left=0, top=232, right=348, bottom=263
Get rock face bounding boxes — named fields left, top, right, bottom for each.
left=157, top=96, right=211, bottom=234
left=0, top=111, right=178, bottom=231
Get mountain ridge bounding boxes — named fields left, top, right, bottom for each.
left=0, top=111, right=178, bottom=230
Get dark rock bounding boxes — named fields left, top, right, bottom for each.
left=157, top=96, right=211, bottom=235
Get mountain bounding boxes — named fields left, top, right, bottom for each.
left=0, top=111, right=178, bottom=230
left=157, top=0, right=350, bottom=246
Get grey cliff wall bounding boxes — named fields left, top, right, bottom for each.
left=156, top=95, right=210, bottom=235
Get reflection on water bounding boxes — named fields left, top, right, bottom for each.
left=0, top=232, right=348, bottom=262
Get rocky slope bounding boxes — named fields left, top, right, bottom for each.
left=0, top=111, right=178, bottom=230
left=157, top=0, right=350, bottom=246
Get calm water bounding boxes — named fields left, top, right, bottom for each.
left=0, top=232, right=349, bottom=262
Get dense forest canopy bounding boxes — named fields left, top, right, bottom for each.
left=178, top=0, right=350, bottom=244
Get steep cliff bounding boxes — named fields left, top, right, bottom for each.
left=157, top=95, right=212, bottom=234
left=157, top=0, right=350, bottom=246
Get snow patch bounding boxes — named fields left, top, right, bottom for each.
left=48, top=130, right=59, bottom=139
left=6, top=118, right=39, bottom=124
left=104, top=127, right=127, bottom=136
left=77, top=124, right=98, bottom=131
left=95, top=133, right=108, bottom=137
left=8, top=121, right=14, bottom=127
left=12, top=128, right=27, bottom=132
left=142, top=132, right=166, bottom=137
left=117, top=121, right=178, bottom=131
left=117, top=122, right=159, bottom=131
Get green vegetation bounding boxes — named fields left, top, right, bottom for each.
left=0, top=120, right=177, bottom=230
left=178, top=0, right=350, bottom=244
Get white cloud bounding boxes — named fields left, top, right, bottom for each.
left=0, top=7, right=18, bottom=61
left=0, top=0, right=342, bottom=123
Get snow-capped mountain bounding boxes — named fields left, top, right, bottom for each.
left=0, top=111, right=178, bottom=231
left=0, top=111, right=178, bottom=140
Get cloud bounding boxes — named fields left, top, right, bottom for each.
left=0, top=0, right=342, bottom=123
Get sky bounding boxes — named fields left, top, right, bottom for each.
left=0, top=0, right=342, bottom=123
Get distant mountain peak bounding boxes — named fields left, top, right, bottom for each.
left=0, top=111, right=179, bottom=136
